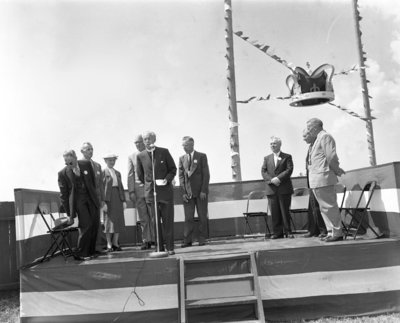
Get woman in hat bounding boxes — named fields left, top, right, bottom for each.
left=102, top=154, right=126, bottom=252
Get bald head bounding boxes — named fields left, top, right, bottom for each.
left=142, top=131, right=156, bottom=149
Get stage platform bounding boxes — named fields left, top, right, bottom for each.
left=20, top=235, right=400, bottom=323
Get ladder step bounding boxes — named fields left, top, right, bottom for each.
left=184, top=252, right=250, bottom=264
left=186, top=295, right=258, bottom=309
left=186, top=273, right=254, bottom=285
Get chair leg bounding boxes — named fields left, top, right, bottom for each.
left=355, top=213, right=382, bottom=239
left=243, top=216, right=253, bottom=237
left=263, top=216, right=271, bottom=236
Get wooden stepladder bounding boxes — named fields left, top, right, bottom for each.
left=179, top=252, right=265, bottom=323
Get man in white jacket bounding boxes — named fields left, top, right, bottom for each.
left=306, top=118, right=345, bottom=242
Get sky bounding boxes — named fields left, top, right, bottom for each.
left=1, top=0, right=400, bottom=201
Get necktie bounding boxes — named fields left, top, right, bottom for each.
left=307, top=144, right=313, bottom=165
left=188, top=154, right=192, bottom=170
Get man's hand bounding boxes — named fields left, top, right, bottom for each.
left=123, top=202, right=127, bottom=210
left=336, top=168, right=346, bottom=176
left=129, top=192, right=136, bottom=203
left=182, top=194, right=190, bottom=203
left=271, top=177, right=281, bottom=186
left=102, top=203, right=108, bottom=213
left=66, top=216, right=74, bottom=226
left=200, top=192, right=207, bottom=200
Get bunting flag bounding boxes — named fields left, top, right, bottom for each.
left=328, top=102, right=376, bottom=121
left=234, top=31, right=295, bottom=72
left=334, top=65, right=359, bottom=76
left=237, top=94, right=290, bottom=104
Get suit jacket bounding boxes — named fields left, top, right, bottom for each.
left=261, top=152, right=294, bottom=196
left=136, top=146, right=177, bottom=202
left=84, top=159, right=104, bottom=204
left=179, top=151, right=210, bottom=197
left=127, top=151, right=145, bottom=199
left=103, top=168, right=126, bottom=202
left=308, top=130, right=341, bottom=189
left=58, top=159, right=99, bottom=218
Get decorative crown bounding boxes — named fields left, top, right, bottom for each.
left=286, top=63, right=335, bottom=107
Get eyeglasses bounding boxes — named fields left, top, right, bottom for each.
left=65, top=162, right=73, bottom=166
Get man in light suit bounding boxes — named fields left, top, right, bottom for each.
left=127, top=134, right=153, bottom=250
left=179, top=136, right=210, bottom=247
left=261, top=136, right=294, bottom=239
left=136, top=131, right=177, bottom=255
left=81, top=142, right=107, bottom=253
left=58, top=150, right=100, bottom=260
left=306, top=118, right=345, bottom=242
left=302, top=129, right=327, bottom=238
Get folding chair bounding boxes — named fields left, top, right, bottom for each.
left=37, top=205, right=78, bottom=262
left=336, top=183, right=348, bottom=231
left=243, top=190, right=271, bottom=237
left=289, top=187, right=310, bottom=233
left=341, top=181, right=382, bottom=240
left=336, top=183, right=347, bottom=211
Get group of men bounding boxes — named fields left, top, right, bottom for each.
left=262, top=117, right=345, bottom=242
left=127, top=132, right=210, bottom=255
left=58, top=132, right=210, bottom=259
left=58, top=116, right=345, bottom=261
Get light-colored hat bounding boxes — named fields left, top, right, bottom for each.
left=103, top=153, right=118, bottom=160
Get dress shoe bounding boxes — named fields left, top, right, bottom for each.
left=112, top=245, right=122, bottom=251
left=141, top=242, right=151, bottom=250
left=106, top=247, right=113, bottom=253
left=168, top=250, right=175, bottom=255
left=325, top=236, right=343, bottom=242
left=302, top=233, right=313, bottom=238
left=284, top=231, right=294, bottom=239
left=271, top=234, right=283, bottom=239
left=318, top=233, right=328, bottom=239
left=198, top=242, right=206, bottom=246
left=181, top=242, right=192, bottom=248
left=73, top=255, right=91, bottom=261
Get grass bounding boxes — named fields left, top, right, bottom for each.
left=0, top=289, right=19, bottom=323
left=0, top=289, right=399, bottom=323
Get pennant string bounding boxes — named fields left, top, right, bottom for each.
left=234, top=30, right=295, bottom=72
left=328, top=102, right=376, bottom=121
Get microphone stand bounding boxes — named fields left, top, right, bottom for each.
left=149, top=147, right=168, bottom=258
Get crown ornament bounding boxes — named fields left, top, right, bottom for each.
left=286, top=63, right=335, bottom=107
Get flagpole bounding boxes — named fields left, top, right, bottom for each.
left=352, top=0, right=377, bottom=166
left=224, top=0, right=242, bottom=181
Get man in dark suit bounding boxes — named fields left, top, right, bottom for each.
left=179, top=136, right=210, bottom=247
left=302, top=129, right=327, bottom=238
left=136, top=131, right=177, bottom=255
left=261, top=136, right=294, bottom=239
left=58, top=149, right=100, bottom=260
left=80, top=142, right=107, bottom=252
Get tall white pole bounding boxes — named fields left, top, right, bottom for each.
left=224, top=0, right=242, bottom=181
left=352, top=0, right=377, bottom=166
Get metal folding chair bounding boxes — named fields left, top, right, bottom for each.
left=341, top=181, right=382, bottom=240
left=289, top=187, right=310, bottom=233
left=37, top=205, right=78, bottom=262
left=243, top=190, right=271, bottom=237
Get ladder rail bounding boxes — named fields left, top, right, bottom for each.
left=250, top=252, right=265, bottom=323
left=179, top=257, right=186, bottom=323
